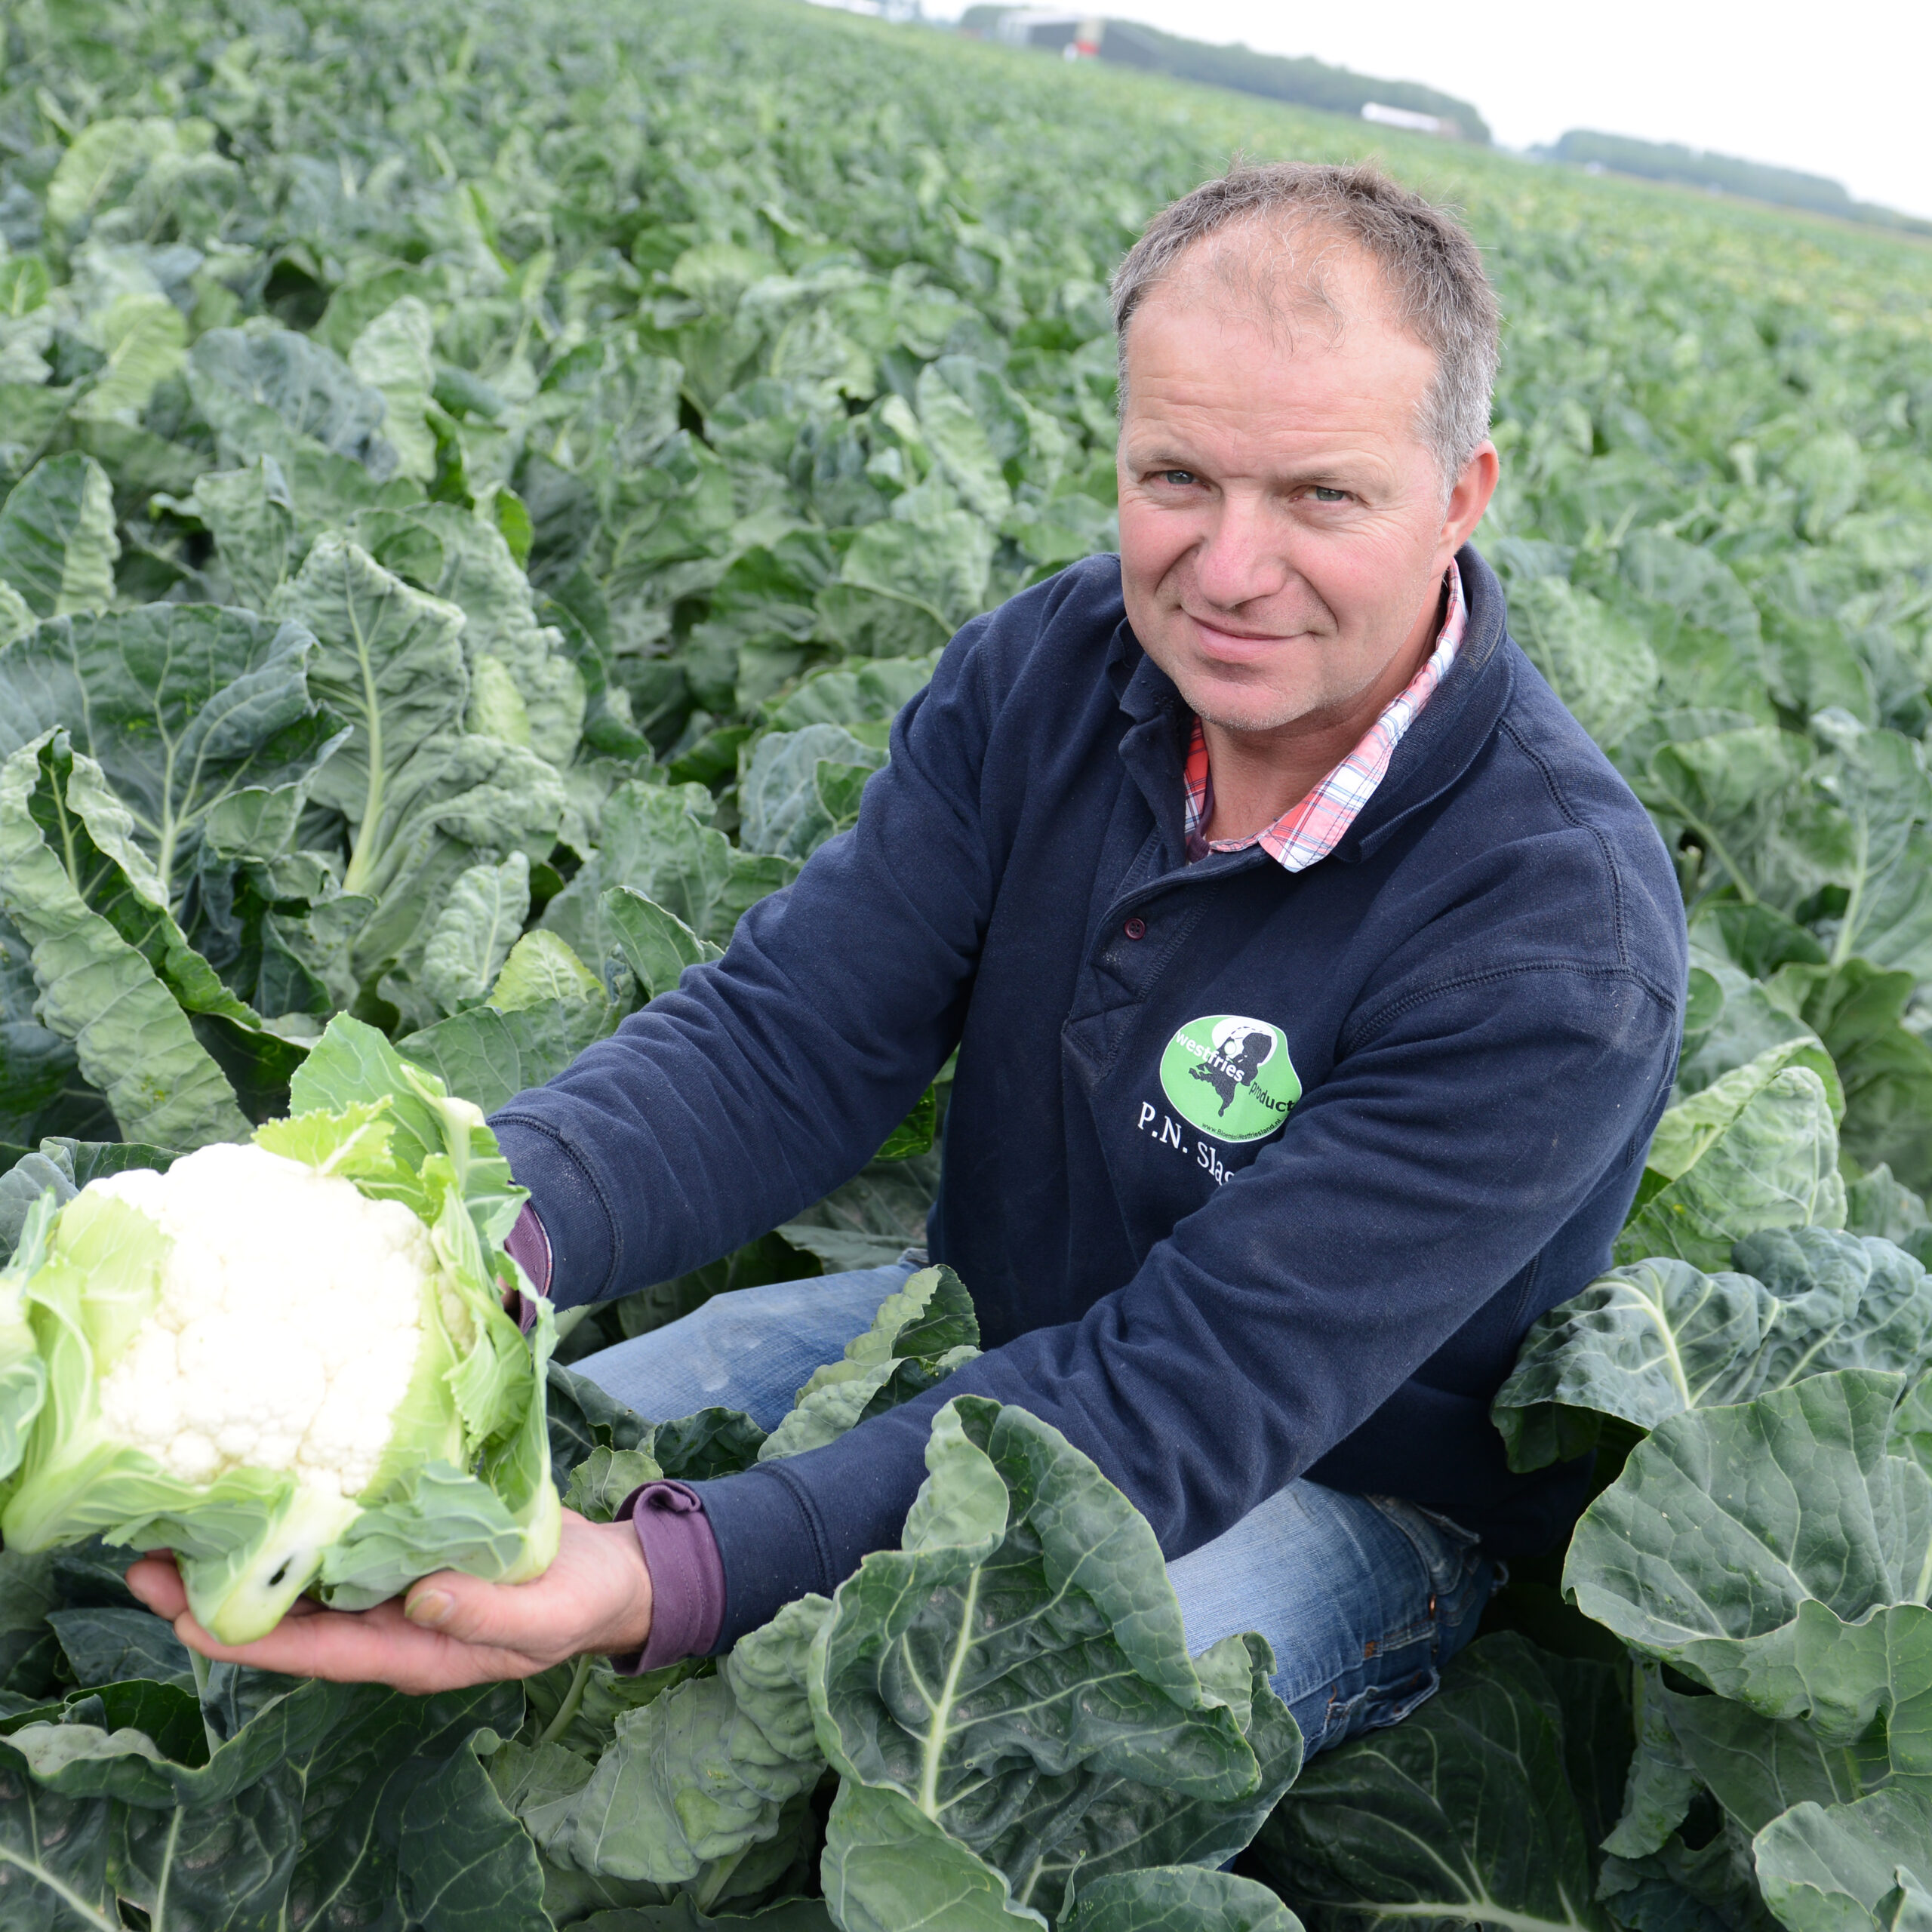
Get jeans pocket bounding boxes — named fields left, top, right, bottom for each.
left=1364, top=1493, right=1478, bottom=1573
left=1317, top=1663, right=1443, bottom=1752
left=1368, top=1491, right=1491, bottom=1589
left=1361, top=1494, right=1496, bottom=1670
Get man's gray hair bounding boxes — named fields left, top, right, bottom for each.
left=1110, top=162, right=1501, bottom=486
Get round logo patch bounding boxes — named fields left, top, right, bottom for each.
left=1158, top=1015, right=1300, bottom=1143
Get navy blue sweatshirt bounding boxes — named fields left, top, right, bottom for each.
left=492, top=545, right=1687, bottom=1646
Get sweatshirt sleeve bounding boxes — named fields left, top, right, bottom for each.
left=487, top=588, right=1027, bottom=1309
left=612, top=1481, right=725, bottom=1672
left=690, top=953, right=1680, bottom=1644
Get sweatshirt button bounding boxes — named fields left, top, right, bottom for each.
left=1123, top=916, right=1146, bottom=940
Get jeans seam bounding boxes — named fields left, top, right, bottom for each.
left=1363, top=1496, right=1494, bottom=1672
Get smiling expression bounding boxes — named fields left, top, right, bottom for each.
left=1116, top=230, right=1497, bottom=746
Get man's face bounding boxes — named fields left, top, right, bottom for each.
left=1115, top=236, right=1497, bottom=740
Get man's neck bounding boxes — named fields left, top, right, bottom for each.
left=1199, top=577, right=1447, bottom=845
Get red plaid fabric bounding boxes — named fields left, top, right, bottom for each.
left=1182, top=564, right=1468, bottom=869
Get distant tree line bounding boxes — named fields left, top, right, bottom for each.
left=1551, top=131, right=1931, bottom=236
left=955, top=7, right=1491, bottom=143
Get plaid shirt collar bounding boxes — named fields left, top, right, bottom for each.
left=1181, top=562, right=1468, bottom=870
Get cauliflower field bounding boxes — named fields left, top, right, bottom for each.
left=4, top=0, right=1932, bottom=1924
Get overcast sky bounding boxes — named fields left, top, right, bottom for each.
left=909, top=0, right=1932, bottom=223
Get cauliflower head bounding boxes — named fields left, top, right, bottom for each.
left=0, top=1017, right=558, bottom=1644
left=92, top=1143, right=443, bottom=1497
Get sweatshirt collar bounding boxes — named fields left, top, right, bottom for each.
left=1107, top=543, right=1514, bottom=871
left=1336, top=542, right=1514, bottom=863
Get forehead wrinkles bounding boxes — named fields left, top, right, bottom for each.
left=1121, top=220, right=1444, bottom=484
left=1136, top=216, right=1380, bottom=365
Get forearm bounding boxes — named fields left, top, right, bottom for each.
left=490, top=658, right=997, bottom=1309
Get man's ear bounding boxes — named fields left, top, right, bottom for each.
left=1439, top=441, right=1500, bottom=563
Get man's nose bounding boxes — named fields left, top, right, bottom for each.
left=1190, top=494, right=1291, bottom=610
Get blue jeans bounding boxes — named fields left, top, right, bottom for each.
left=573, top=1262, right=1497, bottom=1757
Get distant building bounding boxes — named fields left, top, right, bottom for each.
left=985, top=9, right=1104, bottom=57
left=1361, top=102, right=1460, bottom=140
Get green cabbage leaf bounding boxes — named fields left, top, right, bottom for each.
left=1494, top=1227, right=1932, bottom=1472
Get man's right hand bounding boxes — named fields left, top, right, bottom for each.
left=125, top=1507, right=651, bottom=1696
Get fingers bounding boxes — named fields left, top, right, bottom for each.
left=398, top=1569, right=528, bottom=1645
left=125, top=1554, right=187, bottom=1619
left=125, top=1544, right=548, bottom=1694
left=125, top=1554, right=326, bottom=1628
left=168, top=1598, right=543, bottom=1696
left=400, top=1513, right=653, bottom=1656
left=136, top=1511, right=652, bottom=1695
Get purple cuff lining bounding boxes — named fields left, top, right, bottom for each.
left=612, top=1481, right=727, bottom=1673
left=505, top=1202, right=552, bottom=1333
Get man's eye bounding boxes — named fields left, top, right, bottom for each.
left=1160, top=469, right=1198, bottom=487
left=1312, top=486, right=1347, bottom=503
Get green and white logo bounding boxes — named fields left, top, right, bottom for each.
left=1158, top=1014, right=1300, bottom=1143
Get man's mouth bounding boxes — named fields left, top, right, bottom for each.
left=1186, top=615, right=1302, bottom=665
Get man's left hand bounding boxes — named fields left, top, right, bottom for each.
left=125, top=1509, right=653, bottom=1696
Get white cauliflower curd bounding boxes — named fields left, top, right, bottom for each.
left=0, top=1017, right=560, bottom=1647
left=91, top=1142, right=441, bottom=1500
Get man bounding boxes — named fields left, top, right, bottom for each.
left=133, top=164, right=1687, bottom=1754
